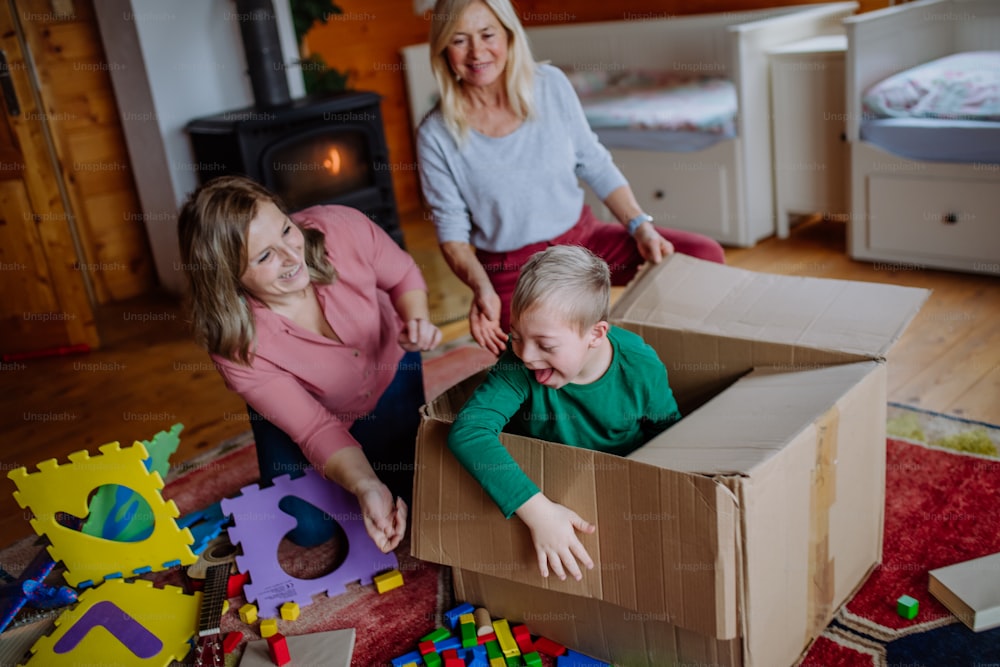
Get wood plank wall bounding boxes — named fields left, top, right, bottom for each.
left=15, top=0, right=156, bottom=303
left=304, top=0, right=889, bottom=216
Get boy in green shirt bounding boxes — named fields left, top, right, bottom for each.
left=448, top=245, right=681, bottom=582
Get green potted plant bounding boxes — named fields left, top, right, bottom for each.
left=290, top=0, right=350, bottom=94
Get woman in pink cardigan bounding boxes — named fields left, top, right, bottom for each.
left=177, top=175, right=441, bottom=553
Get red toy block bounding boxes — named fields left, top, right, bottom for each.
left=267, top=632, right=291, bottom=666
left=227, top=570, right=250, bottom=598
left=478, top=631, right=497, bottom=644
left=533, top=636, right=566, bottom=657
left=419, top=639, right=437, bottom=655
left=511, top=625, right=534, bottom=654
left=442, top=648, right=459, bottom=659
left=223, top=631, right=243, bottom=654
left=511, top=624, right=530, bottom=639
left=443, top=658, right=464, bottom=667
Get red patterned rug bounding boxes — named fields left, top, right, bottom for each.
left=4, top=351, right=999, bottom=667
left=798, top=406, right=1000, bottom=666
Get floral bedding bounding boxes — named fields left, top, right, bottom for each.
left=862, top=51, right=1000, bottom=122
left=561, top=67, right=738, bottom=136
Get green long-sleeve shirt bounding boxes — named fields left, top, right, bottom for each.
left=448, top=326, right=681, bottom=517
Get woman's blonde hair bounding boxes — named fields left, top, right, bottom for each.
left=511, top=245, right=610, bottom=334
left=176, top=175, right=335, bottom=364
left=429, top=0, right=536, bottom=143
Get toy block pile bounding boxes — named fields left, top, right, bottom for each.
left=390, top=602, right=613, bottom=667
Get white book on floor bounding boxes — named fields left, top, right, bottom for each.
left=928, top=551, right=1000, bottom=632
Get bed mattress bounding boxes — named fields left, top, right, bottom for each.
left=860, top=118, right=1000, bottom=164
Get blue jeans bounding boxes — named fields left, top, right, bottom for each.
left=247, top=350, right=425, bottom=546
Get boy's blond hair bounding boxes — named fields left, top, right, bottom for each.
left=511, top=245, right=610, bottom=334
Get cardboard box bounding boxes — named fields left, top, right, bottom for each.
left=413, top=255, right=928, bottom=666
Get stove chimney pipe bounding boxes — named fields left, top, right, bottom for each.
left=234, top=0, right=291, bottom=108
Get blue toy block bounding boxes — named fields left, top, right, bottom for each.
left=391, top=649, right=423, bottom=666
left=557, top=650, right=612, bottom=667
left=436, top=636, right=462, bottom=652
left=444, top=602, right=476, bottom=629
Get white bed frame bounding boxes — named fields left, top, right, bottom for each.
left=402, top=3, right=858, bottom=248
left=845, top=0, right=1000, bottom=275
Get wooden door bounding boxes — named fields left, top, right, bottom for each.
left=0, top=0, right=98, bottom=355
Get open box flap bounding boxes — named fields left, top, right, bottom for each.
left=629, top=361, right=879, bottom=475
left=611, top=255, right=929, bottom=362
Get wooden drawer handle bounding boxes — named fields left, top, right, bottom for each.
left=942, top=213, right=959, bottom=225
left=654, top=189, right=666, bottom=200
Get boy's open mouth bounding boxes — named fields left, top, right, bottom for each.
left=533, top=367, right=554, bottom=384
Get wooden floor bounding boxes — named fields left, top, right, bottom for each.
left=2, top=213, right=998, bottom=551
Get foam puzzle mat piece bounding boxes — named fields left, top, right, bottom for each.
left=7, top=442, right=197, bottom=587
left=221, top=469, right=398, bottom=617
left=20, top=578, right=199, bottom=667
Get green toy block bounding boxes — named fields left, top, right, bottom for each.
left=460, top=619, right=478, bottom=648
left=897, top=594, right=919, bottom=619
left=486, top=640, right=502, bottom=659
left=423, top=652, right=442, bottom=667
left=505, top=656, right=524, bottom=667
left=420, top=627, right=451, bottom=643
left=523, top=651, right=542, bottom=667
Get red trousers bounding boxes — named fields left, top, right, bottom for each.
left=476, top=205, right=726, bottom=330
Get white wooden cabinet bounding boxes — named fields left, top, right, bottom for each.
left=769, top=34, right=849, bottom=238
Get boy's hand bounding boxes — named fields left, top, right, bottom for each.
left=515, top=493, right=595, bottom=581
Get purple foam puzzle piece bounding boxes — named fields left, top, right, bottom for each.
left=220, top=469, right=398, bottom=618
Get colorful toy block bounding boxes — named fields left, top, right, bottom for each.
left=523, top=651, right=543, bottom=667
left=460, top=616, right=478, bottom=648
left=390, top=650, right=423, bottom=666
left=534, top=636, right=567, bottom=657
left=485, top=640, right=503, bottom=659
left=474, top=607, right=494, bottom=635
left=436, top=636, right=462, bottom=652
left=223, top=631, right=243, bottom=654
left=421, top=627, right=451, bottom=643
left=490, top=659, right=506, bottom=667
left=267, top=633, right=291, bottom=666
left=280, top=601, right=300, bottom=621
left=374, top=568, right=405, bottom=594
left=492, top=618, right=520, bottom=657
left=478, top=631, right=497, bottom=644
left=424, top=652, right=442, bottom=667
left=239, top=602, right=259, bottom=624
left=444, top=602, right=475, bottom=628
left=260, top=617, right=279, bottom=638
left=511, top=624, right=533, bottom=654
left=897, top=594, right=919, bottom=619
left=556, top=650, right=611, bottom=666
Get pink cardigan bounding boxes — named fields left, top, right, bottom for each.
left=212, top=205, right=427, bottom=472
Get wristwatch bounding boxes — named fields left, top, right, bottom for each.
left=626, top=212, right=654, bottom=236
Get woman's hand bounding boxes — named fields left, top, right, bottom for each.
left=515, top=493, right=596, bottom=581
left=355, top=477, right=408, bottom=553
left=398, top=317, right=442, bottom=352
left=634, top=222, right=675, bottom=264
left=470, top=290, right=508, bottom=355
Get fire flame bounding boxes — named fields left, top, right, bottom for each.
left=323, top=147, right=342, bottom=175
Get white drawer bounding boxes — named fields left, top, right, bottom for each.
left=868, top=175, right=1000, bottom=264
left=585, top=145, right=734, bottom=243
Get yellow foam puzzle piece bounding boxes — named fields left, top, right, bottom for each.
left=7, top=441, right=196, bottom=587
left=21, top=578, right=199, bottom=667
